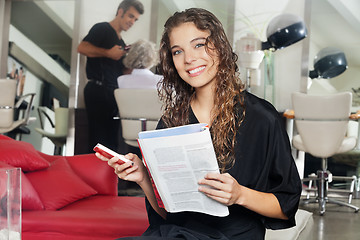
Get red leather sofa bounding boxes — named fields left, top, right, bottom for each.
left=0, top=134, right=149, bottom=240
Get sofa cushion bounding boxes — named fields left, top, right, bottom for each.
left=0, top=162, right=44, bottom=210
left=26, top=158, right=98, bottom=210
left=22, top=195, right=149, bottom=240
left=66, top=154, right=118, bottom=196
left=0, top=134, right=12, bottom=140
left=0, top=139, right=50, bottom=171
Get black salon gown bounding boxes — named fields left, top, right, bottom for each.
left=121, top=91, right=302, bottom=240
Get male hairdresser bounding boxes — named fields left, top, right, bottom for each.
left=78, top=0, right=144, bottom=153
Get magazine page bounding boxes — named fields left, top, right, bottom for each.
left=138, top=124, right=229, bottom=217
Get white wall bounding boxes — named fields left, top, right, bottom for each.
left=41, top=0, right=75, bottom=36
left=330, top=67, right=360, bottom=92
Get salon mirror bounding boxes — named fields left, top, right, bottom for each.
left=307, top=0, right=360, bottom=102
left=8, top=0, right=75, bottom=101
left=2, top=0, right=76, bottom=153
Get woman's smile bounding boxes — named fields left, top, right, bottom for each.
left=187, top=65, right=206, bottom=77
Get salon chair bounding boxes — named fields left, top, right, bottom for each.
left=0, top=79, right=36, bottom=137
left=35, top=106, right=69, bottom=155
left=114, top=88, right=162, bottom=148
left=289, top=92, right=359, bottom=215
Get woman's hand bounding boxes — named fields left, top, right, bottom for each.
left=96, top=152, right=167, bottom=219
left=198, top=172, right=288, bottom=219
left=198, top=172, right=242, bottom=206
left=95, top=152, right=147, bottom=184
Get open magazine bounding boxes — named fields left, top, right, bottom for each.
left=137, top=123, right=229, bottom=217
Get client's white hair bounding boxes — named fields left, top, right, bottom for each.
left=123, top=39, right=158, bottom=69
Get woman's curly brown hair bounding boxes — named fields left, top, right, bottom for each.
left=158, top=8, right=245, bottom=172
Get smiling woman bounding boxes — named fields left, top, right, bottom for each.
left=95, top=7, right=302, bottom=240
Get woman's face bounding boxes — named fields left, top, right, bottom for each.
left=169, top=22, right=219, bottom=91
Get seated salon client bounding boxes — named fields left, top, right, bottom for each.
left=96, top=8, right=302, bottom=240
left=117, top=39, right=163, bottom=89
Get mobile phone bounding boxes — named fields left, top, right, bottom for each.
left=93, top=143, right=131, bottom=164
left=124, top=45, right=131, bottom=51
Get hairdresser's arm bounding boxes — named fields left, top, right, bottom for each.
left=77, top=41, right=125, bottom=60
left=198, top=173, right=288, bottom=220
left=95, top=152, right=167, bottom=219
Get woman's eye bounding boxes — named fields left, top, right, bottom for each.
left=195, top=43, right=205, bottom=48
left=172, top=50, right=182, bottom=56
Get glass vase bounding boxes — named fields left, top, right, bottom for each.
left=0, top=168, right=21, bottom=240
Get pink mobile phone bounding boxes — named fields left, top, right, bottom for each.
left=93, top=143, right=131, bottom=164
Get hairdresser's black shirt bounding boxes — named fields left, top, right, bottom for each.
left=83, top=22, right=126, bottom=89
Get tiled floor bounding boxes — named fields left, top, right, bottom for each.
left=299, top=197, right=360, bottom=240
